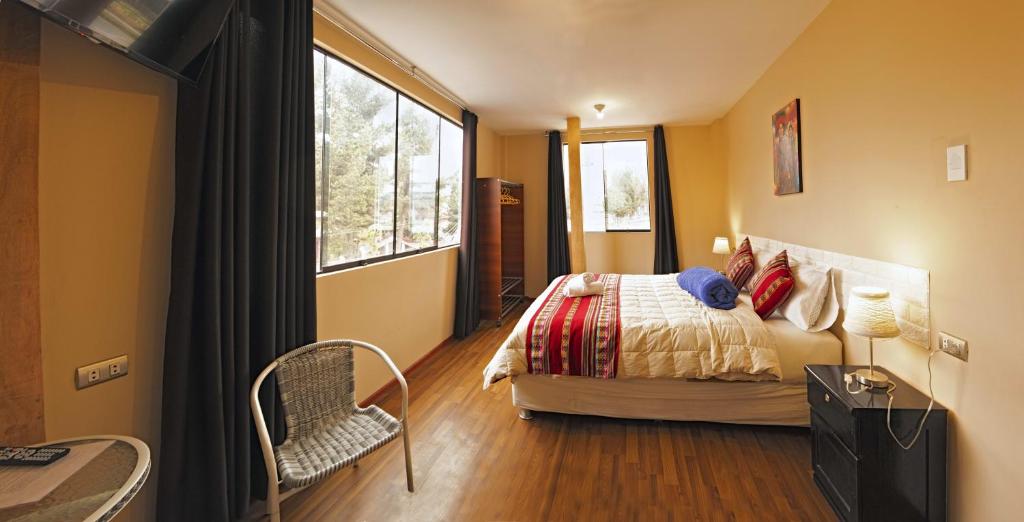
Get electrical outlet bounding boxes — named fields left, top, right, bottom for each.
left=939, top=332, right=968, bottom=362
left=76, top=355, right=129, bottom=389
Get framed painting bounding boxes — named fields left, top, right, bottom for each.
left=772, top=99, right=802, bottom=195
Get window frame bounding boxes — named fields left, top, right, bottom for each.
left=315, top=46, right=462, bottom=275
left=563, top=139, right=653, bottom=233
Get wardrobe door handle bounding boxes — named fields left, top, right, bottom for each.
left=824, top=393, right=831, bottom=403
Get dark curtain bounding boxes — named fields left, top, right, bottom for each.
left=547, top=130, right=571, bottom=281
left=453, top=110, right=479, bottom=339
left=157, top=0, right=317, bottom=520
left=652, top=124, right=679, bottom=274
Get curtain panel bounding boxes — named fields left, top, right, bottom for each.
left=453, top=110, right=480, bottom=339
left=546, top=130, right=571, bottom=281
left=157, top=1, right=317, bottom=519
left=652, top=124, right=679, bottom=274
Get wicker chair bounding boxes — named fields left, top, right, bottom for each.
left=251, top=340, right=413, bottom=522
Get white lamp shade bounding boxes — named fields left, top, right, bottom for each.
left=842, top=286, right=900, bottom=339
left=712, top=237, right=731, bottom=255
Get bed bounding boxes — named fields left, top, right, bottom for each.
left=483, top=235, right=932, bottom=427
left=483, top=273, right=842, bottom=426
left=509, top=295, right=843, bottom=426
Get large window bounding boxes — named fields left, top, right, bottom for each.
left=314, top=49, right=463, bottom=272
left=562, top=140, right=651, bottom=232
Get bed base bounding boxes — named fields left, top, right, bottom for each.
left=511, top=374, right=811, bottom=427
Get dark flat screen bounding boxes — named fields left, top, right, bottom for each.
left=19, top=0, right=234, bottom=83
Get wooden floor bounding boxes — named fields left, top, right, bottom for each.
left=281, top=307, right=835, bottom=521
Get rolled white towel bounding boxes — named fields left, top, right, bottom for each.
left=568, top=273, right=596, bottom=286
left=564, top=277, right=604, bottom=297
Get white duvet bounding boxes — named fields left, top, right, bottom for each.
left=483, top=274, right=783, bottom=387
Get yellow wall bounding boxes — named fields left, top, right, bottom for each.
left=316, top=249, right=458, bottom=400
left=38, top=21, right=176, bottom=521
left=477, top=122, right=503, bottom=180
left=500, top=127, right=727, bottom=297
left=719, top=0, right=1024, bottom=518
left=497, top=133, right=548, bottom=296
left=664, top=125, right=730, bottom=270
left=314, top=12, right=501, bottom=400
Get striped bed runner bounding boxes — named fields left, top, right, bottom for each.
left=525, top=274, right=622, bottom=378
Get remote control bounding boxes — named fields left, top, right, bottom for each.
left=0, top=447, right=70, bottom=466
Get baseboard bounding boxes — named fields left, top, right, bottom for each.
left=357, top=335, right=453, bottom=408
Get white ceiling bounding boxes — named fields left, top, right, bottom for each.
left=324, top=0, right=830, bottom=133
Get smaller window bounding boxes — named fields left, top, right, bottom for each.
left=562, top=140, right=651, bottom=232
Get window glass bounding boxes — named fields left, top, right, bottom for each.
left=580, top=143, right=606, bottom=232
left=320, top=52, right=397, bottom=266
left=396, top=95, right=440, bottom=253
left=603, top=141, right=651, bottom=231
left=438, top=120, right=463, bottom=247
left=562, top=146, right=569, bottom=229
left=314, top=50, right=325, bottom=271
left=313, top=49, right=463, bottom=271
left=562, top=140, right=650, bottom=232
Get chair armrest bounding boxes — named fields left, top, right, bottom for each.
left=349, top=340, right=409, bottom=423
left=250, top=362, right=281, bottom=489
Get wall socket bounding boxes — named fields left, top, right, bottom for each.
left=75, top=354, right=129, bottom=389
left=938, top=332, right=968, bottom=362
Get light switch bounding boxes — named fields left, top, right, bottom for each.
left=946, top=144, right=967, bottom=182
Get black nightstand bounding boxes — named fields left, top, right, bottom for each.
left=805, top=365, right=948, bottom=522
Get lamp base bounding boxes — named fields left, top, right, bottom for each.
left=853, top=368, right=890, bottom=389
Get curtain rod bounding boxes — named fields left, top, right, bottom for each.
left=312, top=2, right=470, bottom=111
left=544, top=128, right=654, bottom=137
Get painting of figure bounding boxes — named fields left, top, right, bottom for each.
left=772, top=99, right=802, bottom=195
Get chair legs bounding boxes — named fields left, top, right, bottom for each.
left=261, top=432, right=411, bottom=522
left=402, top=420, right=414, bottom=492
left=266, top=484, right=280, bottom=522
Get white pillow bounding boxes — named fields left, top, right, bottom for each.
left=810, top=275, right=840, bottom=332
left=746, top=246, right=784, bottom=292
left=753, top=247, right=775, bottom=273
left=779, top=260, right=832, bottom=331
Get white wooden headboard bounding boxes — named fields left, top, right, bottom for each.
left=741, top=234, right=931, bottom=348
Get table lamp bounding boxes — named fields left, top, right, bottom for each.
left=712, top=237, right=731, bottom=270
left=842, top=287, right=901, bottom=388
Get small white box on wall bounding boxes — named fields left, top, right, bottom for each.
left=946, top=144, right=967, bottom=182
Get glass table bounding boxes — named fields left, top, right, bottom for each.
left=0, top=436, right=150, bottom=522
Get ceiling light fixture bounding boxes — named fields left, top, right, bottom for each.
left=594, top=103, right=606, bottom=120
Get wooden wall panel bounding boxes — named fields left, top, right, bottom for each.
left=0, top=2, right=45, bottom=445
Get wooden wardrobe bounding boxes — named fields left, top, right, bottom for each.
left=476, top=179, right=524, bottom=325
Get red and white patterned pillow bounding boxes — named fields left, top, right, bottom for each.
left=750, top=250, right=796, bottom=319
left=725, top=237, right=756, bottom=289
